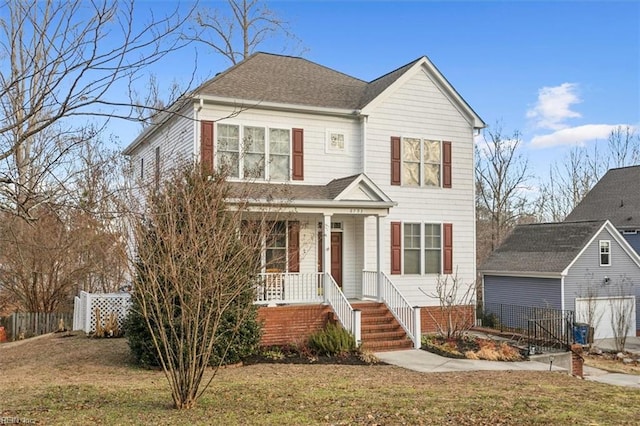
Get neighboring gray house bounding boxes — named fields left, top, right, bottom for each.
left=480, top=220, right=640, bottom=340
left=566, top=165, right=640, bottom=254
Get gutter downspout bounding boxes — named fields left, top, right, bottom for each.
left=193, top=98, right=204, bottom=165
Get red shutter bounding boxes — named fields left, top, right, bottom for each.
left=288, top=221, right=300, bottom=272
left=391, top=222, right=401, bottom=275
left=443, top=141, right=452, bottom=188
left=391, top=136, right=401, bottom=185
left=443, top=223, right=453, bottom=274
left=292, top=128, right=304, bottom=180
left=200, top=120, right=214, bottom=173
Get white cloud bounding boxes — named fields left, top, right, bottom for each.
left=474, top=133, right=521, bottom=158
left=526, top=83, right=582, bottom=130
left=530, top=124, right=631, bottom=148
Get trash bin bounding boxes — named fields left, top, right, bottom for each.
left=573, top=323, right=589, bottom=345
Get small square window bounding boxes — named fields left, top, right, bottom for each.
left=326, top=130, right=346, bottom=152
left=599, top=240, right=610, bottom=266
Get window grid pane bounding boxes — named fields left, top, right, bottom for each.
left=243, top=126, right=265, bottom=178
left=404, top=223, right=421, bottom=274
left=218, top=124, right=240, bottom=177
left=403, top=138, right=421, bottom=186
left=269, top=128, right=290, bottom=181
left=423, top=140, right=441, bottom=186
left=424, top=224, right=441, bottom=274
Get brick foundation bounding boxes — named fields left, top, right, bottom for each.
left=420, top=305, right=475, bottom=334
left=570, top=344, right=583, bottom=378
left=257, top=305, right=331, bottom=347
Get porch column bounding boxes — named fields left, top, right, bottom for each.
left=376, top=215, right=383, bottom=302
left=323, top=213, right=332, bottom=303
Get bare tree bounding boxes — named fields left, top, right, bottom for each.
left=536, top=146, right=604, bottom=222
left=476, top=126, right=531, bottom=264
left=606, top=280, right=635, bottom=352
left=420, top=271, right=476, bottom=339
left=188, top=0, right=304, bottom=65
left=607, top=125, right=639, bottom=168
left=0, top=0, right=195, bottom=220
left=130, top=164, right=279, bottom=409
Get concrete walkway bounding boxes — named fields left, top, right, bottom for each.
left=375, top=348, right=640, bottom=389
left=375, top=349, right=565, bottom=373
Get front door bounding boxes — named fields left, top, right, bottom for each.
left=318, top=231, right=343, bottom=288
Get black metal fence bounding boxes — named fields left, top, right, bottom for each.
left=482, top=303, right=574, bottom=354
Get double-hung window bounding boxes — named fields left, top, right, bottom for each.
left=402, top=138, right=441, bottom=187
left=599, top=240, right=611, bottom=266
left=403, top=223, right=421, bottom=274
left=217, top=124, right=291, bottom=181
left=403, top=223, right=442, bottom=274
left=218, top=124, right=241, bottom=178
left=424, top=224, right=441, bottom=274
left=392, top=136, right=450, bottom=187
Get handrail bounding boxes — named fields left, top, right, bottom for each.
left=324, top=273, right=361, bottom=345
left=255, top=272, right=324, bottom=305
left=378, top=272, right=421, bottom=349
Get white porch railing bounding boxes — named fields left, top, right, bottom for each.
left=324, top=273, right=361, bottom=345
left=362, top=270, right=421, bottom=349
left=255, top=272, right=324, bottom=305
left=362, top=270, right=378, bottom=299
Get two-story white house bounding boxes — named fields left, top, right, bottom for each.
left=123, top=53, right=485, bottom=350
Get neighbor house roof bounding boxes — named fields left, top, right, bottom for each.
left=565, top=165, right=640, bottom=229
left=479, top=220, right=608, bottom=275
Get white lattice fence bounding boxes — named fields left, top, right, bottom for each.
left=73, top=291, right=132, bottom=334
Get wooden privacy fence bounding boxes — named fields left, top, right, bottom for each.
left=1, top=312, right=74, bottom=341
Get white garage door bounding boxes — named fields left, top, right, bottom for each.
left=575, top=296, right=636, bottom=340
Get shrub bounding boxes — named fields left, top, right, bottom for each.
left=307, top=322, right=356, bottom=357
left=124, top=289, right=262, bottom=368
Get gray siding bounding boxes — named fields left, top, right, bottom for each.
left=484, top=275, right=562, bottom=310
left=564, top=227, right=640, bottom=315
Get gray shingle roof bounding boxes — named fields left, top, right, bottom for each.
left=565, top=165, right=640, bottom=229
left=196, top=52, right=418, bottom=110
left=228, top=174, right=361, bottom=202
left=479, top=220, right=606, bottom=274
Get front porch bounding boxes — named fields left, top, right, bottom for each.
left=254, top=270, right=422, bottom=351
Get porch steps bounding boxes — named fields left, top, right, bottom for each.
left=351, top=302, right=413, bottom=352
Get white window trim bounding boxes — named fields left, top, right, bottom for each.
left=401, top=137, right=443, bottom=188
left=599, top=240, right=611, bottom=267
left=325, top=129, right=346, bottom=153
left=216, top=122, right=292, bottom=182
left=401, top=221, right=443, bottom=275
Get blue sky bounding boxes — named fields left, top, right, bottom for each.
left=128, top=0, right=639, bottom=175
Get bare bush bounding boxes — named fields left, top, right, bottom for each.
left=421, top=271, right=476, bottom=339
left=129, top=164, right=279, bottom=409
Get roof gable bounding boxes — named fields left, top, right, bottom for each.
left=480, top=220, right=607, bottom=275
left=565, top=165, right=640, bottom=229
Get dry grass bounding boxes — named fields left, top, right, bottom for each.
left=1, top=333, right=640, bottom=425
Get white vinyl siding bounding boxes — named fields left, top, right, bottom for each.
left=365, top=65, right=476, bottom=306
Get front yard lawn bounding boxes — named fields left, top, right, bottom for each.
left=1, top=333, right=639, bottom=425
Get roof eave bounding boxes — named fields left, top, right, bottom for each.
left=480, top=270, right=563, bottom=279
left=196, top=94, right=360, bottom=118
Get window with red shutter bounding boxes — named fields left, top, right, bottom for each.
left=391, top=222, right=401, bottom=274
left=288, top=221, right=300, bottom=272
left=443, top=223, right=453, bottom=274
left=292, top=128, right=304, bottom=180
left=391, top=136, right=401, bottom=185
left=443, top=141, right=452, bottom=188
left=200, top=120, right=214, bottom=173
